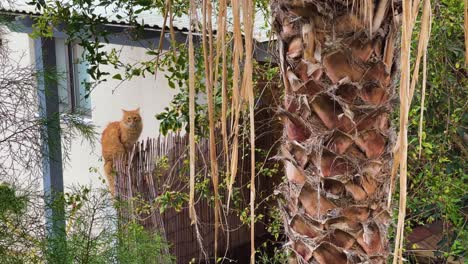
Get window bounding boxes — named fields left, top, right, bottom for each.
left=68, top=43, right=91, bottom=116
left=56, top=39, right=91, bottom=116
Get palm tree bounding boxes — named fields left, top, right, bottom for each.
left=270, top=1, right=401, bottom=263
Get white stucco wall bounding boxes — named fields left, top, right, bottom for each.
left=0, top=26, right=35, bottom=66
left=63, top=40, right=178, bottom=189
left=1, top=25, right=178, bottom=191
left=0, top=25, right=41, bottom=190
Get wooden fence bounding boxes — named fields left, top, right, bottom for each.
left=114, top=134, right=265, bottom=264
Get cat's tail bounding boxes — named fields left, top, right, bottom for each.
left=104, top=160, right=116, bottom=196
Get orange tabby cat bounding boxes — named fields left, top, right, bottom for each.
left=101, top=108, right=143, bottom=196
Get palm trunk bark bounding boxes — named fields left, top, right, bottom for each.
left=271, top=1, right=401, bottom=263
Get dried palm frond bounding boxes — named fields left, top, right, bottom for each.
left=153, top=0, right=172, bottom=78
left=201, top=0, right=221, bottom=258
left=392, top=0, right=432, bottom=263
left=188, top=0, right=208, bottom=261
left=227, top=0, right=243, bottom=210
left=240, top=0, right=256, bottom=261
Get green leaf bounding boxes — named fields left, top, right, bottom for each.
left=168, top=80, right=175, bottom=89
left=112, top=73, right=122, bottom=80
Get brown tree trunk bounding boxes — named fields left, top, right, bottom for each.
left=271, top=1, right=401, bottom=263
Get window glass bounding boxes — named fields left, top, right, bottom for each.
left=72, top=45, right=91, bottom=116
left=55, top=38, right=70, bottom=112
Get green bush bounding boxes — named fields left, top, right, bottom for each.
left=0, top=184, right=175, bottom=264
left=404, top=0, right=467, bottom=259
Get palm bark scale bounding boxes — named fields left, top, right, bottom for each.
left=271, top=1, right=402, bottom=263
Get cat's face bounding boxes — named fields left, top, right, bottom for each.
left=121, top=108, right=142, bottom=128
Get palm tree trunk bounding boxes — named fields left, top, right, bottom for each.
left=271, top=1, right=401, bottom=263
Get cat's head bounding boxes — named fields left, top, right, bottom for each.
left=121, top=108, right=142, bottom=128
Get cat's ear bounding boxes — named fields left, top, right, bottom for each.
left=135, top=107, right=140, bottom=112
left=122, top=109, right=128, bottom=114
